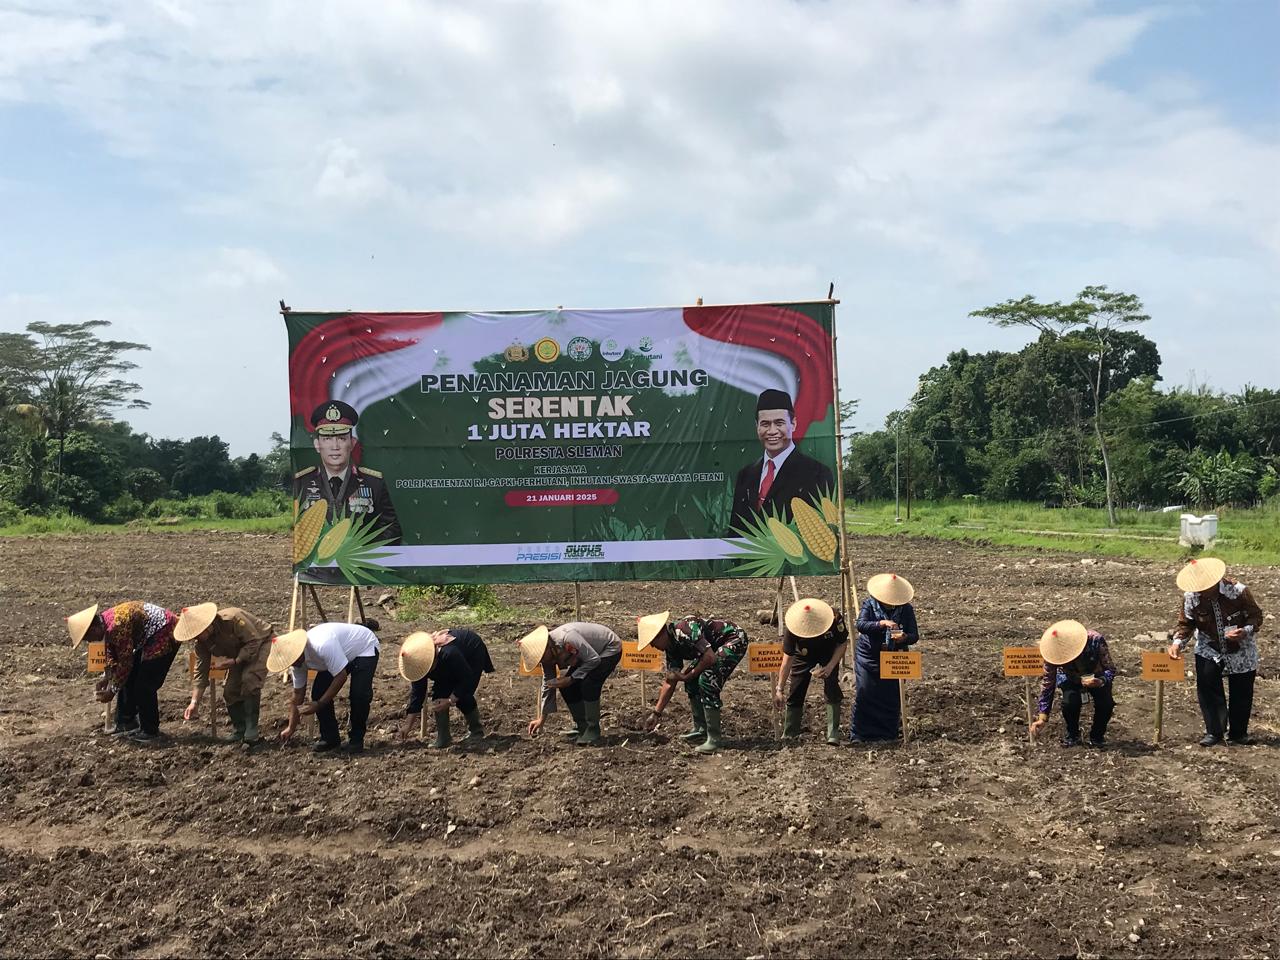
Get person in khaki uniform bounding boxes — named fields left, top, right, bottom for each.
left=175, top=603, right=274, bottom=745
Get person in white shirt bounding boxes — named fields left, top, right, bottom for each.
left=268, top=621, right=380, bottom=754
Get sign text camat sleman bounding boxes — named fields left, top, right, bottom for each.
left=284, top=302, right=840, bottom=585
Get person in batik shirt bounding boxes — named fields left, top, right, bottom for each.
left=1167, top=557, right=1265, bottom=746
left=66, top=601, right=179, bottom=742
left=638, top=612, right=749, bottom=753
left=1031, top=619, right=1116, bottom=747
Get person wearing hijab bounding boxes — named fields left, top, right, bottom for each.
left=850, top=574, right=919, bottom=743
left=1031, top=619, right=1116, bottom=747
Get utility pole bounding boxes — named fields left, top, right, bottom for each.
left=894, top=420, right=901, bottom=523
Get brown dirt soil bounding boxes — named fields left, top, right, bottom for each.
left=1, top=531, right=1278, bottom=958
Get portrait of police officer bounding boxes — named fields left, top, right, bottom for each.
left=727, top=388, right=834, bottom=534
left=294, top=400, right=402, bottom=545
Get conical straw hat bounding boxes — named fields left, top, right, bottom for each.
left=867, top=573, right=914, bottom=606
left=784, top=598, right=835, bottom=638
left=398, top=631, right=438, bottom=682
left=518, top=626, right=550, bottom=673
left=1039, top=619, right=1088, bottom=666
left=1176, top=557, right=1226, bottom=594
left=636, top=611, right=670, bottom=650
left=266, top=629, right=308, bottom=673
left=66, top=604, right=99, bottom=648
left=174, top=602, right=218, bottom=643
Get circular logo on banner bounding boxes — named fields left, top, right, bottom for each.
left=504, top=342, right=529, bottom=363
left=566, top=337, right=593, bottom=362
left=533, top=338, right=560, bottom=363
left=599, top=337, right=624, bottom=362
left=638, top=336, right=654, bottom=354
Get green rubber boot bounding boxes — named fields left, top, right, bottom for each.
left=576, top=701, right=602, bottom=746
left=433, top=711, right=452, bottom=749
left=825, top=703, right=841, bottom=745
left=695, top=704, right=723, bottom=754
left=562, top=699, right=588, bottom=739
left=681, top=690, right=708, bottom=741
left=242, top=697, right=261, bottom=744
left=463, top=706, right=485, bottom=741
left=222, top=701, right=246, bottom=743
left=783, top=704, right=803, bottom=739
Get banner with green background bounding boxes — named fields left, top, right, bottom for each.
left=286, top=302, right=840, bottom=585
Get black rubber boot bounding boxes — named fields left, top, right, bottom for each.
left=576, top=701, right=602, bottom=746
left=562, top=700, right=587, bottom=739
left=463, top=706, right=485, bottom=741
left=434, top=711, right=452, bottom=749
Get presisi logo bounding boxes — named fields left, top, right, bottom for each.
left=516, top=550, right=561, bottom=562
left=564, top=543, right=604, bottom=559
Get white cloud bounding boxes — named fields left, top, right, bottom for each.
left=204, top=247, right=284, bottom=288
left=0, top=0, right=1275, bottom=449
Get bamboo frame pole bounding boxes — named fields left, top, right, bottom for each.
left=828, top=296, right=854, bottom=672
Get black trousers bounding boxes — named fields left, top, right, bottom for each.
left=120, top=647, right=178, bottom=735
left=1194, top=655, right=1254, bottom=740
left=786, top=651, right=843, bottom=708
left=1060, top=684, right=1114, bottom=741
left=312, top=653, right=378, bottom=746
left=561, top=653, right=621, bottom=705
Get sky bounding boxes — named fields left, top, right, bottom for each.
left=1, top=0, right=1277, bottom=454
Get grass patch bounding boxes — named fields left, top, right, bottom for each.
left=0, top=513, right=291, bottom=536
left=844, top=499, right=1280, bottom=565
left=392, top=584, right=550, bottom=627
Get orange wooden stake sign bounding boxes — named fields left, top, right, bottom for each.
left=621, top=640, right=663, bottom=672
left=747, top=642, right=784, bottom=674
left=86, top=641, right=107, bottom=674
left=1003, top=647, right=1043, bottom=745
left=880, top=650, right=922, bottom=745
left=1142, top=651, right=1186, bottom=745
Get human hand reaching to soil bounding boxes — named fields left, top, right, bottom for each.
left=1167, top=641, right=1182, bottom=659
left=280, top=723, right=296, bottom=743
left=773, top=687, right=785, bottom=710
left=643, top=711, right=661, bottom=733
left=527, top=716, right=544, bottom=737
left=183, top=696, right=200, bottom=721
left=398, top=715, right=418, bottom=742
left=1030, top=714, right=1048, bottom=736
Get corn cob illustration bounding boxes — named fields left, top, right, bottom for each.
left=792, top=498, right=836, bottom=561
left=292, top=499, right=328, bottom=564
left=767, top=516, right=805, bottom=560
left=316, top=517, right=352, bottom=562
left=820, top=496, right=840, bottom=525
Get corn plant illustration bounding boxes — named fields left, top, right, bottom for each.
left=726, top=494, right=841, bottom=575
left=293, top=505, right=395, bottom=580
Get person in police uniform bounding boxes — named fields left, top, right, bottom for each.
left=293, top=400, right=402, bottom=545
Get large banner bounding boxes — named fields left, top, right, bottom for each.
left=285, top=302, right=840, bottom=585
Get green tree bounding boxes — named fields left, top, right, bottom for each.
left=172, top=435, right=235, bottom=496
left=1, top=322, right=149, bottom=496
left=973, top=286, right=1155, bottom=525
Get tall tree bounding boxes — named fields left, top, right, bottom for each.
left=6, top=322, right=150, bottom=494
left=973, top=286, right=1153, bottom=525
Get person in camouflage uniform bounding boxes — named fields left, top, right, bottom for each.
left=639, top=612, right=749, bottom=753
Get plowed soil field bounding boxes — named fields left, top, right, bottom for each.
left=1, top=531, right=1278, bottom=958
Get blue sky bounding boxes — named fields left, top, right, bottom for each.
left=1, top=0, right=1276, bottom=454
